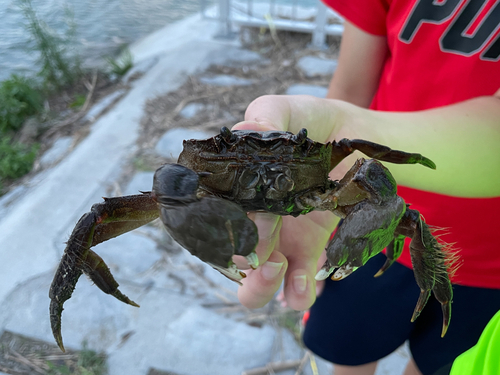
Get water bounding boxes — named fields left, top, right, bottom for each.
left=0, top=0, right=321, bottom=82
left=0, top=0, right=202, bottom=81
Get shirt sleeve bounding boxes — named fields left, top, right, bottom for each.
left=322, top=0, right=389, bottom=36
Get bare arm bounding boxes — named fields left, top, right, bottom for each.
left=327, top=21, right=388, bottom=106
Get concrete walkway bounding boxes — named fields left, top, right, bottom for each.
left=0, top=12, right=409, bottom=375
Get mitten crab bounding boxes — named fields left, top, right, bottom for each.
left=49, top=127, right=453, bottom=351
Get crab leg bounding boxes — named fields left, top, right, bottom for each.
left=49, top=193, right=159, bottom=352
left=395, top=209, right=453, bottom=337
left=331, top=139, right=436, bottom=170
left=313, top=159, right=452, bottom=336
left=373, top=234, right=405, bottom=277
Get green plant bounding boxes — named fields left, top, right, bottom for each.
left=107, top=49, right=134, bottom=77
left=70, top=93, right=87, bottom=108
left=0, top=137, right=38, bottom=181
left=77, top=343, right=107, bottom=375
left=0, top=74, right=42, bottom=133
left=18, top=0, right=81, bottom=89
left=46, top=343, right=107, bottom=375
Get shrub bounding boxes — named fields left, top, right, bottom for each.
left=0, top=74, right=42, bottom=133
left=0, top=137, right=38, bottom=181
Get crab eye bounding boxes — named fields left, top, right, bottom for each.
left=292, top=128, right=308, bottom=145
left=220, top=126, right=237, bottom=143
left=153, top=164, right=199, bottom=204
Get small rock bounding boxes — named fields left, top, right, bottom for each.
left=179, top=103, right=206, bottom=119
left=286, top=84, right=328, bottom=98
left=199, top=75, right=254, bottom=87
left=297, top=56, right=338, bottom=77
left=155, top=128, right=214, bottom=160
left=39, top=137, right=73, bottom=168
left=206, top=47, right=269, bottom=66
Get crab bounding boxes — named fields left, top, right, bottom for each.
left=49, top=127, right=453, bottom=351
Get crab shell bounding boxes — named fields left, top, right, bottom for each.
left=177, top=128, right=335, bottom=216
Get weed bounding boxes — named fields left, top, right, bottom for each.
left=17, top=0, right=82, bottom=89
left=0, top=74, right=42, bottom=132
left=70, top=93, right=87, bottom=108
left=0, top=137, right=38, bottom=181
left=107, top=49, right=134, bottom=77
left=46, top=342, right=107, bottom=375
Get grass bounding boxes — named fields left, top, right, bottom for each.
left=46, top=342, right=107, bottom=375
left=0, top=331, right=108, bottom=375
left=107, top=49, right=134, bottom=77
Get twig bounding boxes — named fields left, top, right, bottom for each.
left=43, top=71, right=98, bottom=138
left=42, top=353, right=79, bottom=360
left=294, top=352, right=311, bottom=375
left=81, top=70, right=98, bottom=112
left=264, top=14, right=282, bottom=47
left=6, top=349, right=47, bottom=374
left=242, top=359, right=302, bottom=375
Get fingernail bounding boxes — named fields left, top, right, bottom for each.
left=261, top=261, right=284, bottom=280
left=293, top=275, right=308, bottom=294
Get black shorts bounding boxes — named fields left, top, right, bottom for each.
left=302, top=253, right=500, bottom=375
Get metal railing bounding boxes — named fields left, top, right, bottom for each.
left=200, top=0, right=344, bottom=48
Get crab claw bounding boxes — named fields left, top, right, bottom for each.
left=49, top=194, right=158, bottom=351
left=153, top=164, right=259, bottom=282
left=159, top=195, right=259, bottom=282
left=49, top=212, right=140, bottom=352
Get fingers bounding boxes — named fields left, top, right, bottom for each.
left=278, top=213, right=334, bottom=311
left=282, top=256, right=318, bottom=311
left=237, top=212, right=284, bottom=309
left=238, top=251, right=288, bottom=309
left=231, top=95, right=292, bottom=133
left=244, top=95, right=291, bottom=130
left=247, top=212, right=282, bottom=265
left=232, top=120, right=279, bottom=132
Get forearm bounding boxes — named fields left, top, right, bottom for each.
left=333, top=96, right=500, bottom=197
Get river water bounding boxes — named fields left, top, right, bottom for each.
left=1, top=0, right=320, bottom=82
left=0, top=0, right=202, bottom=81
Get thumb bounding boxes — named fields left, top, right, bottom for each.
left=232, top=120, right=278, bottom=132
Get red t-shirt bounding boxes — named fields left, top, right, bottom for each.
left=324, top=0, right=500, bottom=288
